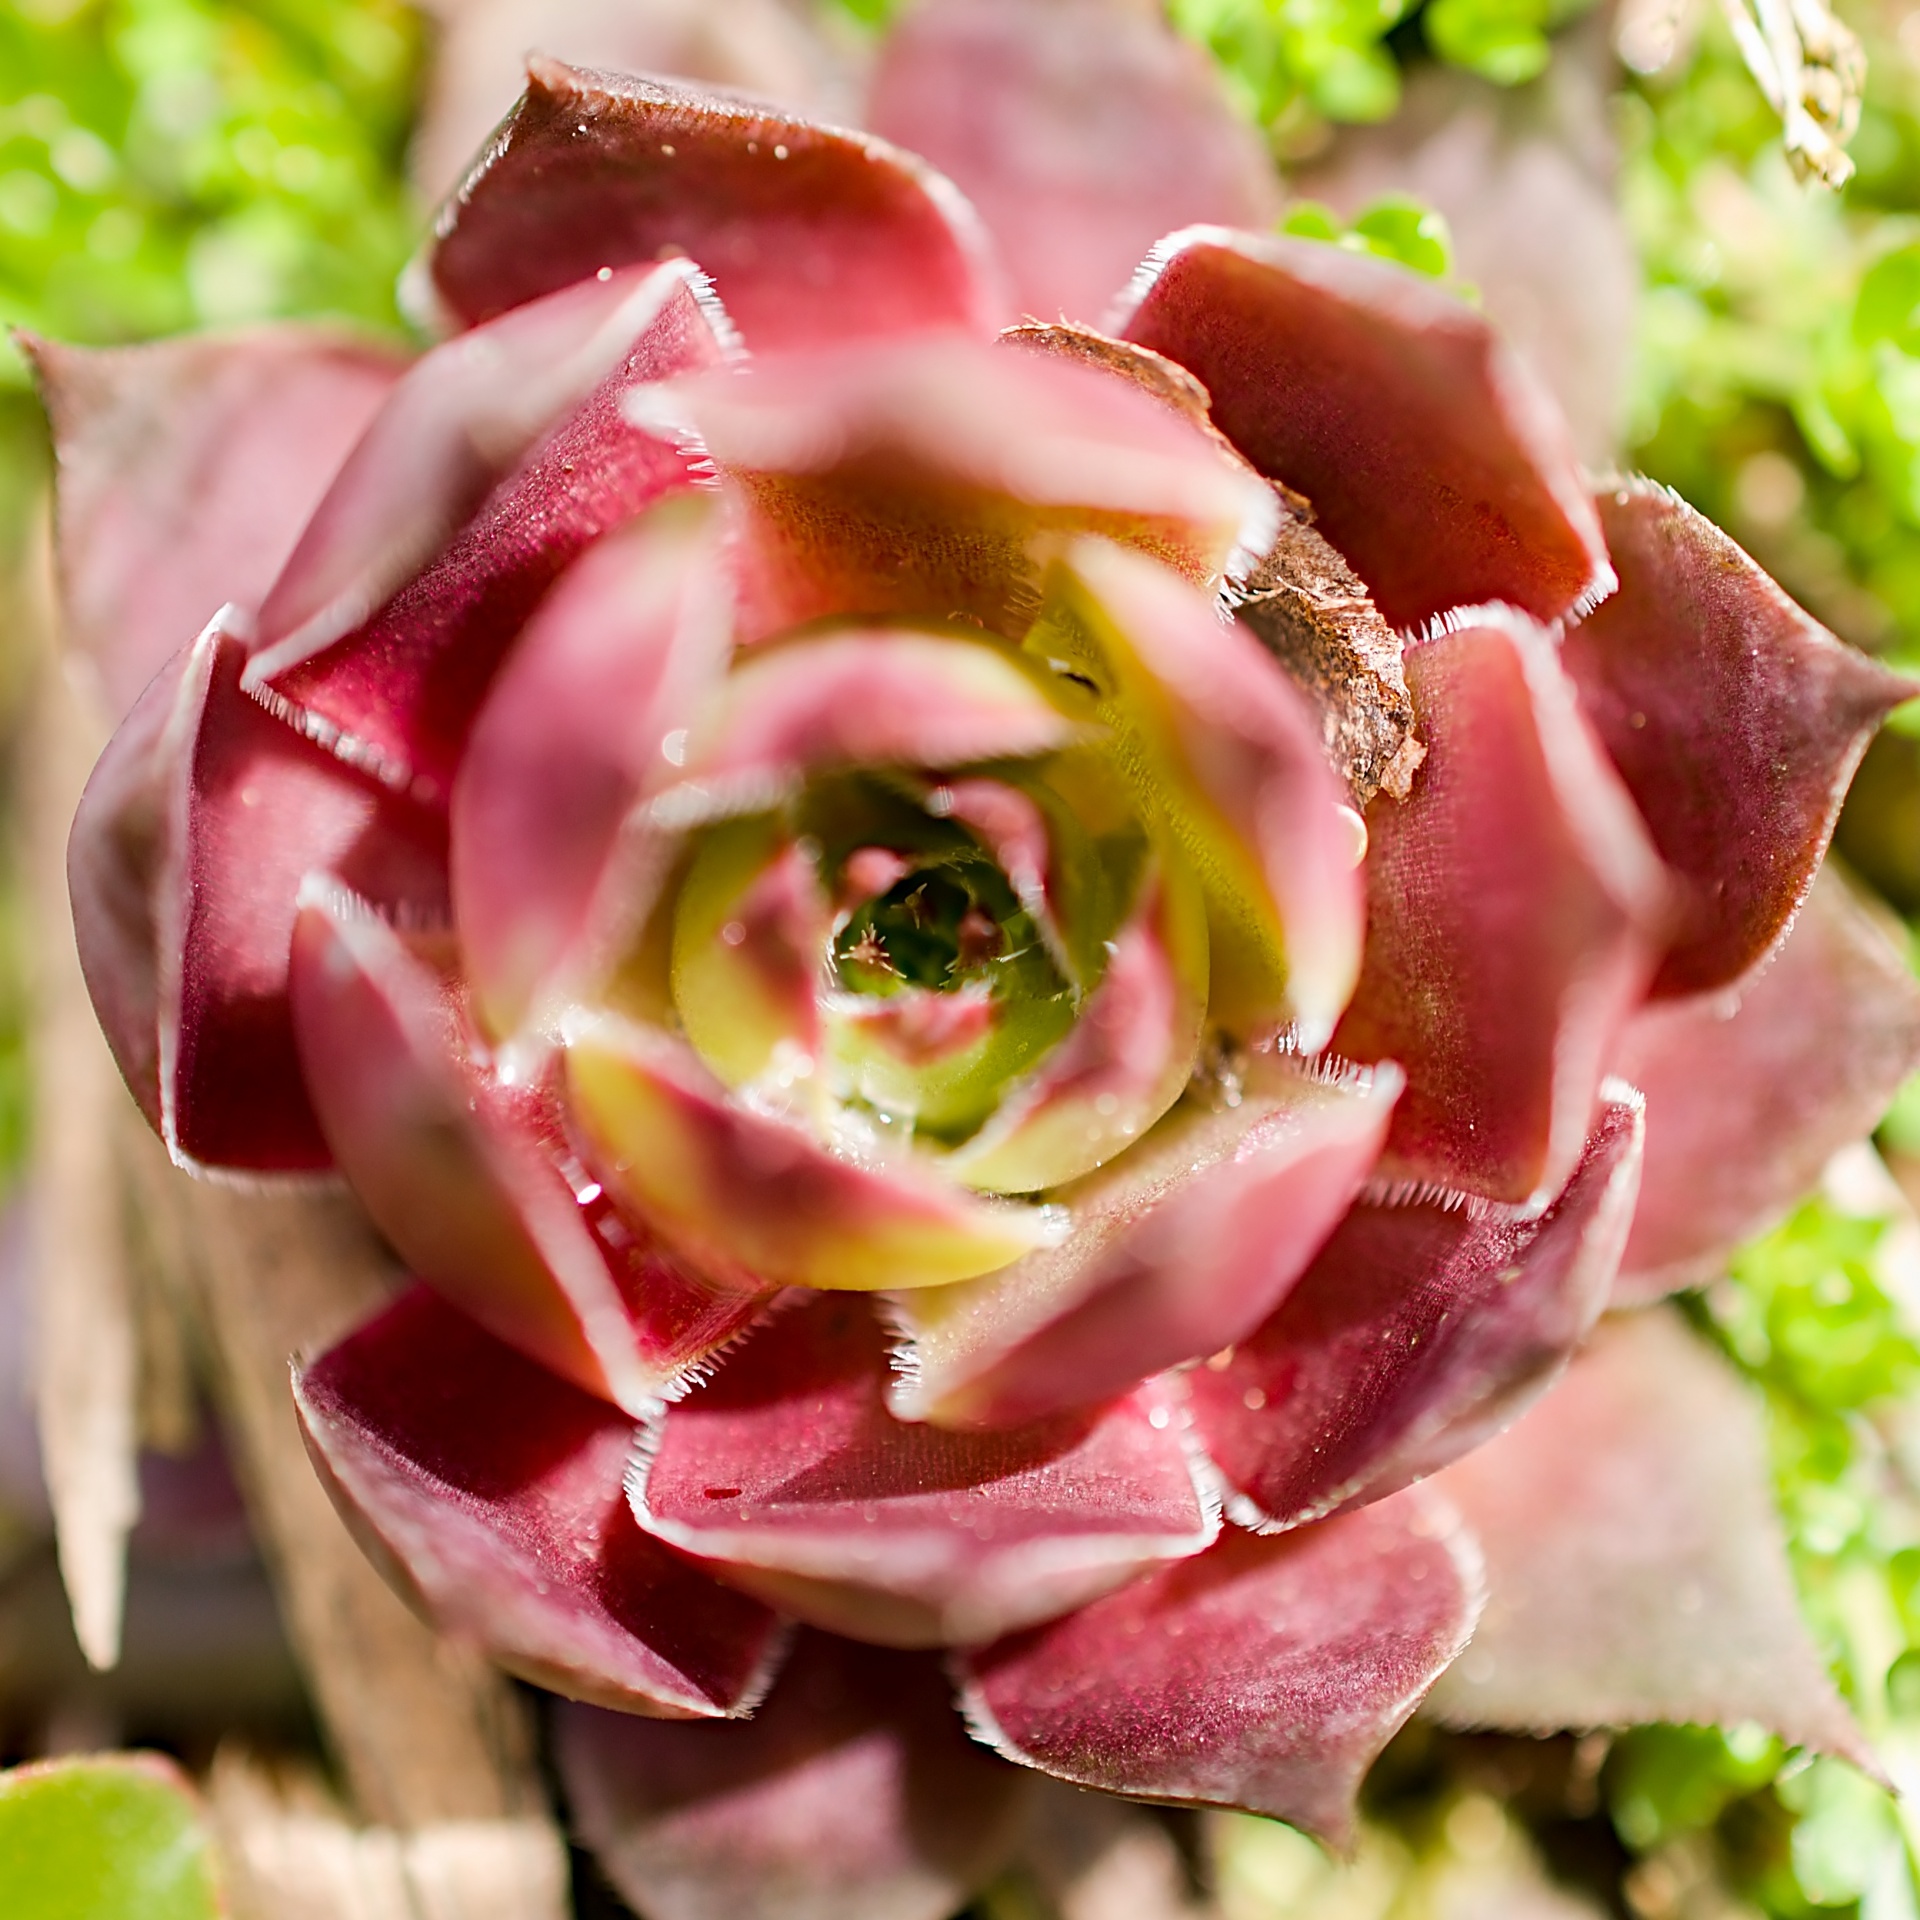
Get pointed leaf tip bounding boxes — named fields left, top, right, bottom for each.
left=296, top=1285, right=785, bottom=1718
left=956, top=1486, right=1484, bottom=1848
left=428, top=59, right=1007, bottom=349
left=1565, top=479, right=1914, bottom=998
left=1118, top=229, right=1607, bottom=631
left=1426, top=1307, right=1873, bottom=1768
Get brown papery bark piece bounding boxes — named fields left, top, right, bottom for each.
left=1233, top=490, right=1423, bottom=808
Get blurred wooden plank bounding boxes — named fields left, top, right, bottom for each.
left=211, top=1747, right=568, bottom=1920
left=132, top=1140, right=553, bottom=1852
left=18, top=503, right=139, bottom=1674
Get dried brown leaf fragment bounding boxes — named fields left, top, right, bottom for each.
left=1232, top=490, right=1423, bottom=808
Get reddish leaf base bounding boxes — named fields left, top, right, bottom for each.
left=296, top=1286, right=784, bottom=1718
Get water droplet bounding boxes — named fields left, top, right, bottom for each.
left=1335, top=803, right=1368, bottom=869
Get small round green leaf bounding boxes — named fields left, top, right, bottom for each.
left=0, top=1754, right=222, bottom=1920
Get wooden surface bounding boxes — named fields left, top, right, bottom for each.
left=20, top=519, right=139, bottom=1675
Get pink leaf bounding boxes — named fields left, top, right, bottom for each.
left=451, top=497, right=733, bottom=1037
left=248, top=260, right=729, bottom=808
left=1116, top=229, right=1608, bottom=630
left=289, top=890, right=766, bottom=1410
left=676, top=628, right=1083, bottom=801
left=556, top=1629, right=1029, bottom=1920
left=1333, top=610, right=1667, bottom=1207
left=426, top=58, right=1007, bottom=348
left=632, top=1294, right=1216, bottom=1647
left=25, top=328, right=401, bottom=723
left=295, top=1284, right=786, bottom=1717
left=1426, top=1308, right=1871, bottom=1766
left=70, top=617, right=449, bottom=1171
left=1562, top=479, right=1914, bottom=997
left=1186, top=1091, right=1642, bottom=1530
left=867, top=0, right=1276, bottom=326
left=1617, top=866, right=1920, bottom=1298
left=658, top=334, right=1276, bottom=644
left=894, top=1058, right=1400, bottom=1430
left=956, top=1486, right=1484, bottom=1846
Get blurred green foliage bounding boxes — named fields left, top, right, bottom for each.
left=1616, top=23, right=1920, bottom=1895
left=1277, top=191, right=1458, bottom=276
left=1621, top=4, right=1920, bottom=669
left=1650, top=1186, right=1920, bottom=1913
left=0, top=0, right=424, bottom=389
left=1167, top=0, right=1421, bottom=133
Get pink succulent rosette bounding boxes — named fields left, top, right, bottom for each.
left=36, top=3, right=1920, bottom=1911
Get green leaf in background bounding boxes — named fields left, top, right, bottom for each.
left=0, top=0, right=425, bottom=389
left=1280, top=192, right=1458, bottom=277
left=1168, top=0, right=1414, bottom=135
left=1622, top=0, right=1920, bottom=669
left=0, top=1754, right=222, bottom=1920
left=1422, top=0, right=1551, bottom=85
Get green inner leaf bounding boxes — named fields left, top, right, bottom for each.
left=826, top=848, right=1079, bottom=1140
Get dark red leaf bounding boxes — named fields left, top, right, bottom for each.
left=956, top=1487, right=1482, bottom=1846
left=556, top=1630, right=1028, bottom=1920
left=633, top=1295, right=1215, bottom=1647
left=1562, top=479, right=1914, bottom=997
left=1616, top=867, right=1920, bottom=1297
left=296, top=1285, right=785, bottom=1717
left=1117, top=229, right=1607, bottom=630
left=1185, top=1092, right=1642, bottom=1530
left=427, top=59, right=1006, bottom=348
left=70, top=619, right=448, bottom=1171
